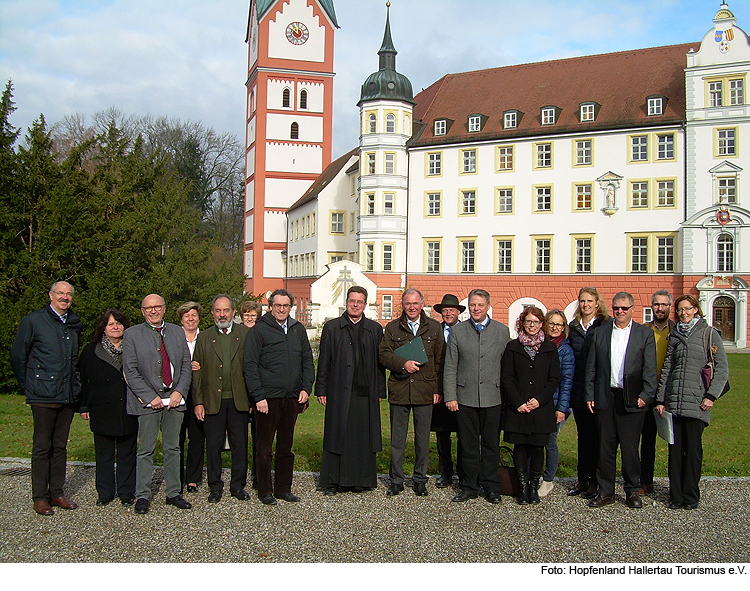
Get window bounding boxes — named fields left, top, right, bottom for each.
left=631, top=237, right=648, bottom=272
left=290, top=122, right=299, bottom=139
left=541, top=107, right=556, bottom=125
left=384, top=153, right=395, bottom=175
left=657, top=180, right=675, bottom=207
left=367, top=153, right=376, bottom=174
left=580, top=103, right=595, bottom=121
left=369, top=114, right=376, bottom=133
left=498, top=145, right=514, bottom=170
left=383, top=193, right=394, bottom=214
left=311, top=212, right=315, bottom=234
left=462, top=149, right=476, bottom=173
left=504, top=111, right=517, bottom=129
left=575, top=238, right=592, bottom=273
left=575, top=184, right=592, bottom=210
left=631, top=135, right=648, bottom=161
left=536, top=143, right=552, bottom=168
left=718, top=128, right=736, bottom=156
left=366, top=193, right=375, bottom=215
left=497, top=240, right=512, bottom=273
left=386, top=113, right=395, bottom=133
left=648, top=97, right=663, bottom=116
left=535, top=186, right=552, bottom=212
left=717, top=234, right=734, bottom=272
left=709, top=81, right=723, bottom=107
left=364, top=243, right=374, bottom=271
left=461, top=191, right=476, bottom=214
left=497, top=188, right=513, bottom=213
left=427, top=193, right=441, bottom=216
left=718, top=177, right=737, bottom=203
left=535, top=239, right=551, bottom=272
left=426, top=241, right=440, bottom=273
left=657, top=236, right=675, bottom=272
left=282, top=88, right=291, bottom=108
left=299, top=89, right=308, bottom=109
left=657, top=134, right=674, bottom=160
left=427, top=152, right=441, bottom=175
left=350, top=212, right=355, bottom=232
left=575, top=140, right=592, bottom=165
left=382, top=295, right=393, bottom=320
left=730, top=79, right=744, bottom=105
left=461, top=240, right=475, bottom=273
left=329, top=254, right=344, bottom=263
left=631, top=182, right=649, bottom=208
left=434, top=120, right=446, bottom=135
left=383, top=244, right=393, bottom=271
left=330, top=212, right=344, bottom=234
left=468, top=115, right=481, bottom=132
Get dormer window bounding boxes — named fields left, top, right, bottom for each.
left=580, top=103, right=596, bottom=122
left=468, top=115, right=481, bottom=132
left=434, top=119, right=447, bottom=136
left=541, top=106, right=557, bottom=125
left=647, top=96, right=665, bottom=116
left=503, top=111, right=520, bottom=129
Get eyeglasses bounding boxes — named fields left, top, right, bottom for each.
left=677, top=306, right=696, bottom=313
left=272, top=303, right=291, bottom=310
left=652, top=303, right=670, bottom=308
left=142, top=305, right=165, bottom=312
left=548, top=322, right=564, bottom=329
left=52, top=290, right=73, bottom=298
left=612, top=305, right=633, bottom=312
left=347, top=299, right=366, bottom=306
left=524, top=320, right=541, bottom=326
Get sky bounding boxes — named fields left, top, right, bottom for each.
left=1, top=0, right=749, bottom=158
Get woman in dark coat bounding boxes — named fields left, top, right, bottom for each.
left=79, top=309, right=138, bottom=505
left=502, top=306, right=560, bottom=505
left=655, top=295, right=729, bottom=510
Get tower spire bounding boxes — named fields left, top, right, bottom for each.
left=378, top=2, right=397, bottom=71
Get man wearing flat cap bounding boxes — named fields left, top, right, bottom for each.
left=431, top=294, right=465, bottom=489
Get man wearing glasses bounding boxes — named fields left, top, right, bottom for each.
left=585, top=292, right=657, bottom=508
left=243, top=289, right=314, bottom=505
left=123, top=294, right=193, bottom=514
left=11, top=281, right=82, bottom=515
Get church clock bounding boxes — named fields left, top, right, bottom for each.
left=285, top=21, right=309, bottom=44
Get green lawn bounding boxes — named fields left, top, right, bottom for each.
left=1, top=355, right=747, bottom=476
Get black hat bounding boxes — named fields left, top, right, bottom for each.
left=433, top=294, right=466, bottom=313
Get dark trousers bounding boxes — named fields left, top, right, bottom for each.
left=436, top=430, right=464, bottom=483
left=514, top=443, right=544, bottom=475
left=668, top=416, right=705, bottom=506
left=31, top=405, right=75, bottom=502
left=93, top=431, right=137, bottom=501
left=180, top=394, right=205, bottom=486
left=640, top=406, right=657, bottom=486
left=595, top=390, right=645, bottom=496
left=204, top=398, right=249, bottom=494
left=455, top=403, right=502, bottom=494
left=254, top=398, right=298, bottom=498
left=389, top=403, right=432, bottom=485
left=571, top=400, right=599, bottom=486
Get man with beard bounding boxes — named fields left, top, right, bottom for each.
left=315, top=286, right=386, bottom=495
left=192, top=295, right=251, bottom=503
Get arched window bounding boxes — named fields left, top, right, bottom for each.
left=369, top=114, right=376, bottom=133
left=299, top=89, right=308, bottom=109
left=386, top=113, right=395, bottom=133
left=290, top=122, right=299, bottom=139
left=282, top=88, right=291, bottom=108
left=717, top=233, right=734, bottom=272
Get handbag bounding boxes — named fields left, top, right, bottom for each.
left=701, top=326, right=730, bottom=397
left=498, top=445, right=520, bottom=496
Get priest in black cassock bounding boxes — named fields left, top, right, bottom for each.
left=315, top=286, right=386, bottom=494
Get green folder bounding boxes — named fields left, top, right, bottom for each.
left=393, top=336, right=428, bottom=365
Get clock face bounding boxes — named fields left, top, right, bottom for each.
left=285, top=22, right=309, bottom=45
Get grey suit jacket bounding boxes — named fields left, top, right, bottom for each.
left=123, top=322, right=192, bottom=416
left=584, top=319, right=657, bottom=412
left=443, top=318, right=510, bottom=408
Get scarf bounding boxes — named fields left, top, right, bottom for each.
left=518, top=330, right=545, bottom=360
left=549, top=334, right=565, bottom=348
left=101, top=335, right=123, bottom=364
left=678, top=317, right=700, bottom=336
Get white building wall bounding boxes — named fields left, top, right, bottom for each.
left=266, top=113, right=323, bottom=142
left=264, top=210, right=287, bottom=243
left=267, top=0, right=326, bottom=63
left=265, top=177, right=314, bottom=209
left=298, top=82, right=325, bottom=113
left=266, top=142, right=322, bottom=175
left=263, top=249, right=285, bottom=279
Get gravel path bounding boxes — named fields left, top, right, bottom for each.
left=1, top=458, right=748, bottom=563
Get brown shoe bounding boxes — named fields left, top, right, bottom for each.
left=34, top=500, right=54, bottom=515
left=588, top=494, right=615, bottom=508
left=638, top=484, right=653, bottom=495
left=50, top=496, right=78, bottom=510
left=626, top=492, right=643, bottom=508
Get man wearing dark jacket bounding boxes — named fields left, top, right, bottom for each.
left=11, top=281, right=81, bottom=515
left=315, top=286, right=386, bottom=494
left=379, top=288, right=444, bottom=497
left=243, top=289, right=315, bottom=505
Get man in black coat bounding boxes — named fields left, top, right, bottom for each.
left=315, top=286, right=386, bottom=495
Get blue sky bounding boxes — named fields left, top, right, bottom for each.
left=0, top=1, right=747, bottom=157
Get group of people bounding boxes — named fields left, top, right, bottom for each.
left=10, top=281, right=728, bottom=515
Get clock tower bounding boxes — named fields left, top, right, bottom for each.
left=244, top=0, right=338, bottom=299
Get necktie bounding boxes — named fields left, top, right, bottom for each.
left=223, top=328, right=229, bottom=335
left=476, top=322, right=484, bottom=332
left=158, top=328, right=172, bottom=388
left=410, top=321, right=418, bottom=335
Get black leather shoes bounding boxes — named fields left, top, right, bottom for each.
left=568, top=481, right=588, bottom=496
left=186, top=484, right=199, bottom=493
left=486, top=491, right=502, bottom=504
left=684, top=502, right=698, bottom=510
left=582, top=483, right=599, bottom=499
left=231, top=489, right=251, bottom=501
left=120, top=497, right=135, bottom=506
left=166, top=495, right=192, bottom=509
left=260, top=494, right=277, bottom=505
left=452, top=488, right=478, bottom=502
left=275, top=492, right=300, bottom=502
left=322, top=487, right=338, bottom=496
left=435, top=475, right=453, bottom=488
left=96, top=497, right=113, bottom=507
left=413, top=482, right=428, bottom=496
left=135, top=498, right=150, bottom=514
left=626, top=492, right=642, bottom=508
left=208, top=490, right=222, bottom=503
left=386, top=483, right=404, bottom=496
left=667, top=500, right=683, bottom=509
left=588, top=494, right=615, bottom=508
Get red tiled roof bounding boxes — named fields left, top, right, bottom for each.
left=411, top=43, right=699, bottom=147
left=287, top=147, right=358, bottom=212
